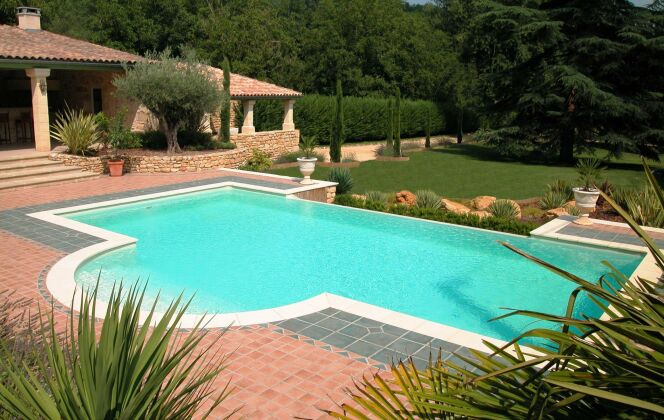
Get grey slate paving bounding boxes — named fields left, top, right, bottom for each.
left=558, top=224, right=664, bottom=248
left=275, top=309, right=482, bottom=372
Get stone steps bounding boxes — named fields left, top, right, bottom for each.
left=0, top=153, right=99, bottom=190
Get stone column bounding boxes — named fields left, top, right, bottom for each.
left=25, top=68, right=51, bottom=152
left=241, top=99, right=256, bottom=134
left=282, top=99, right=295, bottom=131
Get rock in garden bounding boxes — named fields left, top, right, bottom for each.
left=470, top=195, right=496, bottom=211
left=395, top=190, right=417, bottom=206
left=565, top=200, right=576, bottom=208
left=442, top=199, right=471, bottom=215
left=547, top=207, right=569, bottom=217
left=505, top=199, right=522, bottom=219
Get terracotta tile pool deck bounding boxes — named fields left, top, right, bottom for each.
left=1, top=170, right=376, bottom=419
left=3, top=170, right=656, bottom=418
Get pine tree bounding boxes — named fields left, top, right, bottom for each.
left=220, top=56, right=232, bottom=144
left=386, top=98, right=394, bottom=152
left=330, top=79, right=344, bottom=163
left=393, top=87, right=401, bottom=157
left=471, top=0, right=664, bottom=162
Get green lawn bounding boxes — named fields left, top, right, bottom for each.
left=268, top=143, right=662, bottom=199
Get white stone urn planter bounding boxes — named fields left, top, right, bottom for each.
left=572, top=187, right=600, bottom=225
left=297, top=157, right=317, bottom=185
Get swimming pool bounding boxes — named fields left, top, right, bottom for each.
left=66, top=188, right=643, bottom=342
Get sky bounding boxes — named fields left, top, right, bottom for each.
left=407, top=0, right=653, bottom=6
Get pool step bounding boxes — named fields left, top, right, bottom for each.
left=0, top=154, right=99, bottom=190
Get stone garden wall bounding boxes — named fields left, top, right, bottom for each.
left=50, top=130, right=299, bottom=174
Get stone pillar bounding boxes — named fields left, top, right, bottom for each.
left=25, top=68, right=51, bottom=152
left=241, top=99, right=256, bottom=134
left=282, top=99, right=295, bottom=131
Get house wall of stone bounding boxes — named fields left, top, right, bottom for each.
left=54, top=70, right=140, bottom=129
left=50, top=129, right=299, bottom=173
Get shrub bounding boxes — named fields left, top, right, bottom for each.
left=51, top=108, right=100, bottom=156
left=522, top=206, right=546, bottom=218
left=113, top=49, right=220, bottom=154
left=251, top=95, right=444, bottom=143
left=548, top=179, right=573, bottom=198
left=342, top=152, right=358, bottom=162
left=425, top=110, right=431, bottom=148
left=365, top=190, right=392, bottom=205
left=0, top=283, right=230, bottom=418
left=539, top=190, right=570, bottom=210
left=489, top=199, right=520, bottom=219
left=211, top=141, right=237, bottom=150
left=415, top=189, right=442, bottom=210
left=613, top=184, right=664, bottom=228
left=386, top=98, right=394, bottom=151
left=334, top=195, right=535, bottom=235
left=327, top=167, right=354, bottom=194
left=240, top=149, right=272, bottom=171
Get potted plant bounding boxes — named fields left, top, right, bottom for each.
left=104, top=110, right=141, bottom=177
left=297, top=135, right=318, bottom=185
left=573, top=157, right=604, bottom=224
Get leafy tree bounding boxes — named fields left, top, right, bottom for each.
left=330, top=79, right=344, bottom=163
left=393, top=87, right=401, bottom=156
left=220, top=56, right=232, bottom=144
left=114, top=50, right=220, bottom=154
left=470, top=0, right=664, bottom=162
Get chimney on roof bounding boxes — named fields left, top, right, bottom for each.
left=16, top=7, right=41, bottom=31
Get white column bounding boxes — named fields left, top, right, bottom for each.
left=241, top=99, right=256, bottom=134
left=282, top=99, right=295, bottom=131
left=25, top=68, right=51, bottom=152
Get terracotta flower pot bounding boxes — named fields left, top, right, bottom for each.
left=107, top=159, right=124, bottom=177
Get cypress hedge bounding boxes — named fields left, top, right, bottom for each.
left=249, top=95, right=444, bottom=144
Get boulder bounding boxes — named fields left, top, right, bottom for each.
left=547, top=207, right=569, bottom=217
left=470, top=195, right=496, bottom=211
left=442, top=199, right=471, bottom=215
left=395, top=190, right=417, bottom=206
left=471, top=210, right=492, bottom=219
left=565, top=200, right=576, bottom=208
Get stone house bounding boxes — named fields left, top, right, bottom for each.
left=0, top=7, right=302, bottom=153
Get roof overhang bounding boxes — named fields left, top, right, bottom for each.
left=0, top=58, right=131, bottom=71
left=231, top=94, right=303, bottom=100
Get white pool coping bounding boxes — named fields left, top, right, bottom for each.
left=28, top=174, right=659, bottom=354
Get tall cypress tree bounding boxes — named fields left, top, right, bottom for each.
left=425, top=110, right=431, bottom=148
left=330, top=79, right=344, bottom=163
left=220, top=56, right=232, bottom=144
left=393, top=87, right=401, bottom=157
left=386, top=98, right=394, bottom=152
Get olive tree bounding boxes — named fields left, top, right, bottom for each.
left=113, top=50, right=220, bottom=154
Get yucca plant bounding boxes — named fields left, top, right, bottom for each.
left=0, top=283, right=233, bottom=419
left=328, top=167, right=354, bottom=194
left=489, top=199, right=520, bottom=219
left=51, top=108, right=100, bottom=156
left=415, top=190, right=442, bottom=210
left=615, top=184, right=664, bottom=228
left=538, top=190, right=570, bottom=210
left=365, top=191, right=392, bottom=205
left=327, top=158, right=664, bottom=419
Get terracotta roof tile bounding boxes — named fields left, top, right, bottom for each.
left=0, top=25, right=141, bottom=64
left=0, top=25, right=302, bottom=98
left=207, top=67, right=302, bottom=99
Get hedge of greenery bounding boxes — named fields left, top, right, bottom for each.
left=334, top=194, right=536, bottom=236
left=238, top=95, right=445, bottom=144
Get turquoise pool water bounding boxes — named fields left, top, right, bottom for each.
left=68, top=188, right=643, bottom=341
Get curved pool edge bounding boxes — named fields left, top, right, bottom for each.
left=27, top=180, right=657, bottom=354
